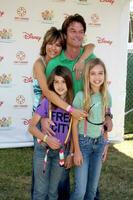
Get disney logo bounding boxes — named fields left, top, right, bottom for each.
left=0, top=101, right=3, bottom=106
left=97, top=37, right=112, bottom=45
left=22, top=76, right=33, bottom=83
left=22, top=118, right=31, bottom=125
left=0, top=11, right=4, bottom=17
left=0, top=56, right=4, bottom=62
left=23, top=32, right=41, bottom=42
left=64, top=13, right=69, bottom=20
left=100, top=0, right=114, bottom=5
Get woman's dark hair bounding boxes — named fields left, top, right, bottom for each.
left=47, top=66, right=74, bottom=107
left=62, top=13, right=86, bottom=35
left=40, top=27, right=65, bottom=56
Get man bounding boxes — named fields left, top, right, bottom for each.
left=45, top=14, right=112, bottom=200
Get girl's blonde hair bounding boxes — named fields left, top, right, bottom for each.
left=83, top=58, right=108, bottom=117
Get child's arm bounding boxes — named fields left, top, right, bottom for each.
left=102, top=144, right=109, bottom=162
left=74, top=43, right=95, bottom=80
left=72, top=117, right=83, bottom=166
left=64, top=139, right=74, bottom=169
left=28, top=113, right=61, bottom=149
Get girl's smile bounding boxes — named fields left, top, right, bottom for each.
left=89, top=64, right=104, bottom=92
left=53, top=75, right=68, bottom=99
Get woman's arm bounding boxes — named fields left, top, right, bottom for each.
left=33, top=60, right=86, bottom=120
left=74, top=43, right=95, bottom=80
left=28, top=113, right=61, bottom=149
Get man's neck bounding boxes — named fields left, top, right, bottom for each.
left=64, top=46, right=81, bottom=60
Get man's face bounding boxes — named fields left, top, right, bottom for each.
left=66, top=22, right=85, bottom=48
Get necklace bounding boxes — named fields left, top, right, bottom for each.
left=65, top=49, right=80, bottom=60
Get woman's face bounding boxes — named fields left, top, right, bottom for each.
left=46, top=39, right=62, bottom=60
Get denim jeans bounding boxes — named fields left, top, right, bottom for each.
left=70, top=134, right=105, bottom=200
left=58, top=168, right=70, bottom=200
left=33, top=141, right=68, bottom=200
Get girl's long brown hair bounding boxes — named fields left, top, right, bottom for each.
left=47, top=66, right=74, bottom=109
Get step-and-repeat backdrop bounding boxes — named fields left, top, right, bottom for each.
left=0, top=0, right=130, bottom=148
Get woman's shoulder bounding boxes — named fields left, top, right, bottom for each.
left=34, top=57, right=44, bottom=66
left=33, top=57, right=46, bottom=75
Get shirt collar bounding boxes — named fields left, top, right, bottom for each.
left=60, top=48, right=84, bottom=62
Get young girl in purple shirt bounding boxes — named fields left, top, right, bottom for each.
left=29, top=66, right=74, bottom=200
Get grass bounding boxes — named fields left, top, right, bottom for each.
left=0, top=135, right=133, bottom=200
left=100, top=136, right=133, bottom=200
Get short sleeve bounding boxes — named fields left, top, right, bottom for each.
left=107, top=92, right=112, bottom=108
left=35, top=98, right=48, bottom=117
left=73, top=91, right=84, bottom=109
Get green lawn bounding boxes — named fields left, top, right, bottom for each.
left=0, top=135, right=133, bottom=200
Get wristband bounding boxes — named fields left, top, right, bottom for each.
left=105, top=113, right=113, bottom=119
left=66, top=105, right=74, bottom=114
left=69, top=152, right=74, bottom=157
left=43, top=135, right=48, bottom=143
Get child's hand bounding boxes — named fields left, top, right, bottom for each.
left=71, top=108, right=87, bottom=121
left=102, top=144, right=109, bottom=162
left=46, top=135, right=61, bottom=150
left=74, top=150, right=83, bottom=166
left=64, top=154, right=74, bottom=169
left=104, top=116, right=113, bottom=132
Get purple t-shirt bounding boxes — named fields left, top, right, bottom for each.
left=35, top=98, right=71, bottom=145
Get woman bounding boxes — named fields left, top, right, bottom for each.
left=33, top=27, right=95, bottom=121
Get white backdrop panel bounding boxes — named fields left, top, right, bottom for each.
left=0, top=0, right=130, bottom=148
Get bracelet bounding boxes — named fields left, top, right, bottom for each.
left=66, top=105, right=74, bottom=114
left=69, top=152, right=74, bottom=157
left=78, top=58, right=85, bottom=63
left=105, top=113, right=113, bottom=119
left=104, top=139, right=110, bottom=145
left=43, top=135, right=48, bottom=143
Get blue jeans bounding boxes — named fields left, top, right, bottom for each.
left=58, top=169, right=70, bottom=200
left=33, top=141, right=68, bottom=200
left=70, top=134, right=105, bottom=200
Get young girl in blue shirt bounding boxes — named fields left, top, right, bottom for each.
left=70, top=58, right=112, bottom=200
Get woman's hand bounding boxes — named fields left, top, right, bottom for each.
left=74, top=150, right=83, bottom=166
left=71, top=108, right=87, bottom=121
